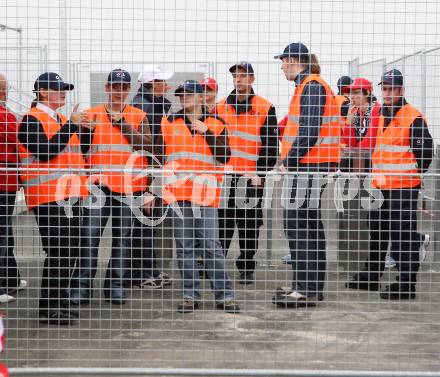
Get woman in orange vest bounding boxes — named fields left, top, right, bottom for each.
left=69, top=69, right=153, bottom=305
left=157, top=80, right=239, bottom=314
left=346, top=69, right=433, bottom=299
left=273, top=43, right=341, bottom=308
left=17, top=72, right=89, bottom=325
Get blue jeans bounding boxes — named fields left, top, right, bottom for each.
left=171, top=201, right=235, bottom=302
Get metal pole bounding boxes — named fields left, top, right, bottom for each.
left=18, top=26, right=22, bottom=112
left=8, top=367, right=440, bottom=376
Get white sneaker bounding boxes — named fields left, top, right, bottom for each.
left=0, top=294, right=16, bottom=304
left=385, top=255, right=396, bottom=269
left=420, top=234, right=431, bottom=262
left=18, top=279, right=28, bottom=291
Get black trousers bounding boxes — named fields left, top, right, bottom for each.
left=34, top=201, right=80, bottom=310
left=283, top=173, right=327, bottom=296
left=218, top=176, right=263, bottom=273
left=359, top=187, right=420, bottom=285
left=0, top=191, right=21, bottom=295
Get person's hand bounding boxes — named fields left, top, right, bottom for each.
left=109, top=111, right=124, bottom=123
left=279, top=163, right=287, bottom=173
left=142, top=194, right=155, bottom=215
left=243, top=173, right=263, bottom=186
left=79, top=112, right=96, bottom=130
left=70, top=104, right=81, bottom=124
left=191, top=119, right=208, bottom=134
left=346, top=105, right=358, bottom=125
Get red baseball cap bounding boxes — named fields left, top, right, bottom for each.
left=200, top=77, right=218, bottom=92
left=343, top=77, right=373, bottom=94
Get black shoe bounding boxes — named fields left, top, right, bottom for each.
left=380, top=283, right=416, bottom=300
left=238, top=271, right=254, bottom=285
left=275, top=287, right=324, bottom=301
left=216, top=300, right=240, bottom=313
left=345, top=277, right=380, bottom=291
left=177, top=299, right=199, bottom=313
left=272, top=288, right=319, bottom=308
left=39, top=309, right=78, bottom=326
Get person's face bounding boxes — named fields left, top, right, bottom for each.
left=0, top=77, right=8, bottom=102
left=349, top=89, right=369, bottom=107
left=281, top=57, right=302, bottom=81
left=232, top=68, right=255, bottom=94
left=39, top=89, right=67, bottom=109
left=150, top=80, right=170, bottom=97
left=381, top=85, right=404, bottom=106
left=203, top=87, right=217, bottom=105
left=178, top=93, right=201, bottom=112
left=106, top=82, right=131, bottom=106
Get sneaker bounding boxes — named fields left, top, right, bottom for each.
left=18, top=279, right=28, bottom=291
left=216, top=299, right=240, bottom=313
left=281, top=254, right=292, bottom=264
left=380, top=282, right=416, bottom=300
left=420, top=234, right=431, bottom=262
left=0, top=294, right=16, bottom=304
left=135, top=272, right=172, bottom=289
left=177, top=299, right=199, bottom=313
left=272, top=289, right=319, bottom=308
left=385, top=255, right=397, bottom=268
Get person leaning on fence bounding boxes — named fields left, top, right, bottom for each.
left=0, top=73, right=27, bottom=304
left=69, top=69, right=153, bottom=306
left=346, top=69, right=433, bottom=299
left=156, top=80, right=239, bottom=314
left=130, top=64, right=174, bottom=289
left=273, top=42, right=341, bottom=308
left=17, top=72, right=89, bottom=325
left=216, top=62, right=278, bottom=285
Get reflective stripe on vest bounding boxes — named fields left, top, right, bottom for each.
left=165, top=151, right=218, bottom=166
left=373, top=162, right=418, bottom=171
left=20, top=145, right=83, bottom=165
left=164, top=173, right=220, bottom=189
left=230, top=149, right=259, bottom=162
left=21, top=172, right=84, bottom=188
left=89, top=144, right=134, bottom=155
left=228, top=130, right=261, bottom=143
left=375, top=144, right=411, bottom=153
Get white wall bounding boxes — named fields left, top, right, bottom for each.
left=2, top=0, right=439, bottom=127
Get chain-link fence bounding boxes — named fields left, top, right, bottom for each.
left=2, top=1, right=440, bottom=376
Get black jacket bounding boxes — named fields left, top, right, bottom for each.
left=132, top=85, right=172, bottom=144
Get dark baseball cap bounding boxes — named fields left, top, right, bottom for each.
left=379, top=69, right=404, bottom=86
left=274, top=42, right=310, bottom=60
left=229, top=61, right=254, bottom=75
left=337, top=76, right=353, bottom=92
left=107, top=69, right=131, bottom=84
left=33, top=72, right=74, bottom=92
left=174, top=80, right=203, bottom=96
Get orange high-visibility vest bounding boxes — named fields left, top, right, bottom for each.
left=280, top=74, right=341, bottom=164
left=336, top=94, right=349, bottom=124
left=216, top=95, right=272, bottom=173
left=372, top=103, right=421, bottom=189
left=161, top=115, right=225, bottom=208
left=86, top=104, right=149, bottom=194
left=18, top=107, right=88, bottom=209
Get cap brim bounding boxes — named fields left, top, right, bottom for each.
left=378, top=80, right=401, bottom=86
left=273, top=54, right=287, bottom=60
left=61, top=83, right=74, bottom=91
left=343, top=85, right=371, bottom=94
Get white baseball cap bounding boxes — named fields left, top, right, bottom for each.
left=138, top=64, right=174, bottom=83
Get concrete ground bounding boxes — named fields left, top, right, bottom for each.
left=2, top=184, right=440, bottom=374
